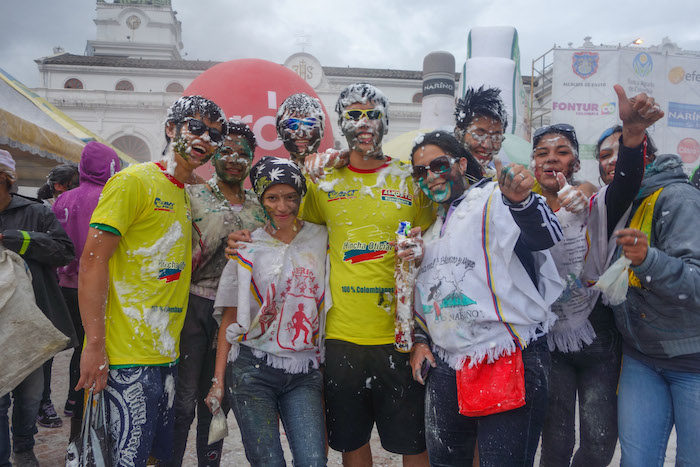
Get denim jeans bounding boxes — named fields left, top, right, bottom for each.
left=618, top=354, right=700, bottom=467
left=425, top=337, right=550, bottom=467
left=0, top=366, right=43, bottom=466
left=168, top=294, right=226, bottom=467
left=226, top=346, right=326, bottom=467
left=540, top=328, right=621, bottom=467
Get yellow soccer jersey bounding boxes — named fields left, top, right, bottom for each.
left=301, top=158, right=434, bottom=345
left=90, top=162, right=192, bottom=367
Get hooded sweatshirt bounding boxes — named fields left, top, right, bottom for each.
left=611, top=154, right=700, bottom=371
left=53, top=142, right=121, bottom=288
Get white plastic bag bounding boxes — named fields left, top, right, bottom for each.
left=66, top=389, right=112, bottom=467
left=594, top=255, right=633, bottom=306
left=207, top=398, right=228, bottom=445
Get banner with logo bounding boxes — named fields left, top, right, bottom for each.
left=552, top=49, right=620, bottom=182
left=551, top=48, right=700, bottom=183
left=664, top=55, right=700, bottom=169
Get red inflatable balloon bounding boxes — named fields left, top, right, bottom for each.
left=184, top=59, right=334, bottom=181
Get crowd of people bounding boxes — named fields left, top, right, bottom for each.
left=0, top=78, right=698, bottom=467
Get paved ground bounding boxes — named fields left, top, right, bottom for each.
left=22, top=349, right=676, bottom=466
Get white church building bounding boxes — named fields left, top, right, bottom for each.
left=32, top=0, right=432, bottom=162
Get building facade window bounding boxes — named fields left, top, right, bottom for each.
left=166, top=82, right=184, bottom=93
left=112, top=135, right=150, bottom=162
left=64, top=78, right=84, bottom=89
left=115, top=80, right=135, bottom=91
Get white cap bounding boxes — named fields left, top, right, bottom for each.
left=0, top=149, right=17, bottom=180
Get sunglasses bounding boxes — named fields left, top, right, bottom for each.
left=284, top=117, right=318, bottom=131
left=412, top=155, right=455, bottom=180
left=183, top=118, right=225, bottom=143
left=532, top=123, right=578, bottom=151
left=468, top=131, right=505, bottom=144
left=342, top=109, right=383, bottom=121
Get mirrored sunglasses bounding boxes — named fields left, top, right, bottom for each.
left=284, top=117, right=318, bottom=131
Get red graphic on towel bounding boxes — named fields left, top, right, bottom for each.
left=290, top=304, right=312, bottom=345
left=259, top=284, right=278, bottom=334
left=277, top=267, right=320, bottom=351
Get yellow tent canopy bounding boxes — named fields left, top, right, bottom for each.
left=0, top=68, right=137, bottom=186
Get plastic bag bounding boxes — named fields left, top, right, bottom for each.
left=207, top=398, right=228, bottom=445
left=0, top=247, right=69, bottom=398
left=66, top=389, right=113, bottom=467
left=456, top=348, right=525, bottom=417
left=594, top=255, right=632, bottom=306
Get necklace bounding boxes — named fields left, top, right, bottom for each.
left=265, top=218, right=303, bottom=244
left=207, top=178, right=245, bottom=206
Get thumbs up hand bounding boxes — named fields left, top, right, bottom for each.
left=556, top=172, right=589, bottom=213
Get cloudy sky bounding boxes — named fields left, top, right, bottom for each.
left=1, top=0, right=699, bottom=87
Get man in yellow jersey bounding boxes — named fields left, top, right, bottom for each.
left=76, top=96, right=226, bottom=466
left=301, top=83, right=433, bottom=466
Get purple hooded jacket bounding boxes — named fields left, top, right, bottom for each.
left=53, top=142, right=121, bottom=288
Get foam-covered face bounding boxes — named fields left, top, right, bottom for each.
left=461, top=115, right=504, bottom=167
left=532, top=133, right=579, bottom=192
left=598, top=131, right=621, bottom=185
left=278, top=111, right=323, bottom=162
left=167, top=113, right=223, bottom=170
left=261, top=183, right=301, bottom=230
left=412, top=144, right=467, bottom=205
left=213, top=134, right=253, bottom=185
left=341, top=102, right=386, bottom=158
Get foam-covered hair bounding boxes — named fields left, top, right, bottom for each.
left=164, top=95, right=226, bottom=145
left=335, top=83, right=389, bottom=129
left=454, top=86, right=508, bottom=131
left=226, top=118, right=257, bottom=153
left=276, top=93, right=325, bottom=132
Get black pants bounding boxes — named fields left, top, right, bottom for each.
left=426, top=337, right=551, bottom=467
left=62, top=287, right=84, bottom=420
left=167, top=293, right=228, bottom=467
left=540, top=328, right=621, bottom=467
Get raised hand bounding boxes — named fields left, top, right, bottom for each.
left=614, top=84, right=664, bottom=147
left=494, top=158, right=534, bottom=204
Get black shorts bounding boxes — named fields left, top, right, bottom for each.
left=324, top=339, right=426, bottom=454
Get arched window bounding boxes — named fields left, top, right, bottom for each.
left=166, top=82, right=184, bottom=94
left=64, top=78, right=84, bottom=89
left=112, top=135, right=150, bottom=162
left=115, top=80, right=134, bottom=91
left=412, top=92, right=423, bottom=104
